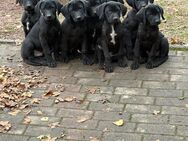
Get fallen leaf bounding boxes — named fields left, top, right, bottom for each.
left=178, top=97, right=185, bottom=100
left=86, top=87, right=99, bottom=94
left=23, top=117, right=31, bottom=124
left=37, top=135, right=57, bottom=141
left=21, top=91, right=33, bottom=98
left=113, top=119, right=124, bottom=126
left=153, top=110, right=160, bottom=115
left=48, top=122, right=60, bottom=129
left=37, top=111, right=43, bottom=115
left=90, top=137, right=100, bottom=141
left=64, top=96, right=76, bottom=102
left=186, top=104, right=188, bottom=108
left=0, top=121, right=11, bottom=133
left=76, top=116, right=90, bottom=123
left=31, top=98, right=41, bottom=104
left=41, top=117, right=49, bottom=122
left=8, top=109, right=20, bottom=116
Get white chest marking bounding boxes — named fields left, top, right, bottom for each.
left=110, top=25, right=117, bottom=45
left=26, top=22, right=30, bottom=31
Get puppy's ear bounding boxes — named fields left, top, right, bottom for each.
left=118, top=3, right=127, bottom=16
left=157, top=5, right=165, bottom=20
left=80, top=0, right=89, bottom=17
left=96, top=3, right=107, bottom=20
left=126, top=0, right=135, bottom=8
left=16, top=0, right=23, bottom=5
left=52, top=0, right=63, bottom=15
left=136, top=7, right=147, bottom=25
left=61, top=3, right=71, bottom=20
left=35, top=0, right=45, bottom=15
left=149, top=0, right=154, bottom=3
left=118, top=0, right=125, bottom=4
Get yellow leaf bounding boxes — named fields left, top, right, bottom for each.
left=41, top=117, right=49, bottom=122
left=21, top=92, right=32, bottom=98
left=113, top=119, right=124, bottom=126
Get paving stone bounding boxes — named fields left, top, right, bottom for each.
left=78, top=78, right=108, bottom=86
left=74, top=71, right=104, bottom=78
left=171, top=75, right=188, bottom=82
left=0, top=134, right=29, bottom=141
left=169, top=115, right=188, bottom=125
left=169, top=68, right=188, bottom=75
left=133, top=67, right=169, bottom=74
left=80, top=86, right=114, bottom=94
left=162, top=106, right=188, bottom=116
left=177, top=82, right=188, bottom=90
left=114, top=87, right=148, bottom=96
left=0, top=114, right=25, bottom=123
left=184, top=91, right=188, bottom=97
left=105, top=72, right=136, bottom=80
left=93, top=111, right=130, bottom=121
left=142, top=81, right=176, bottom=89
left=177, top=51, right=188, bottom=56
left=61, top=118, right=98, bottom=129
left=54, top=101, right=89, bottom=110
left=26, top=116, right=60, bottom=126
left=125, top=104, right=161, bottom=114
left=65, top=129, right=102, bottom=140
left=86, top=94, right=120, bottom=103
left=35, top=99, right=54, bottom=107
left=30, top=107, right=58, bottom=116
left=136, top=124, right=175, bottom=135
left=8, top=124, right=27, bottom=135
left=137, top=74, right=169, bottom=81
left=168, top=56, right=184, bottom=62
left=177, top=126, right=188, bottom=136
left=131, top=114, right=168, bottom=124
left=120, top=96, right=154, bottom=105
left=88, top=102, right=124, bottom=112
left=24, top=126, right=64, bottom=136
left=97, top=121, right=136, bottom=132
left=62, top=77, right=78, bottom=84
left=102, top=133, right=142, bottom=141
left=110, top=80, right=142, bottom=87
left=143, top=135, right=184, bottom=141
left=58, top=91, right=86, bottom=101
left=156, top=97, right=188, bottom=106
left=57, top=109, right=94, bottom=118
left=149, top=89, right=183, bottom=98
left=63, top=84, right=82, bottom=92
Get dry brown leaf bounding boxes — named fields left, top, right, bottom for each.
left=90, top=137, right=100, bottom=141
left=31, top=98, right=41, bottom=104
left=76, top=116, right=90, bottom=123
left=8, top=109, right=20, bottom=116
left=0, top=121, right=11, bottom=133
left=37, top=135, right=57, bottom=141
left=21, top=91, right=33, bottom=98
left=113, top=119, right=124, bottom=126
left=37, top=111, right=43, bottom=115
left=48, top=122, right=60, bottom=129
left=153, top=110, right=160, bottom=115
left=64, top=96, right=76, bottom=102
left=23, top=117, right=31, bottom=124
left=86, top=87, right=99, bottom=94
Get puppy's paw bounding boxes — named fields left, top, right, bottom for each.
left=82, top=55, right=93, bottom=65
left=146, top=61, right=154, bottom=69
left=60, top=54, right=69, bottom=63
left=99, top=63, right=104, bottom=70
left=105, top=65, right=113, bottom=73
left=118, top=58, right=128, bottom=68
left=47, top=60, right=57, bottom=68
left=131, top=62, right=139, bottom=70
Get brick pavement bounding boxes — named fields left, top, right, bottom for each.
left=0, top=43, right=188, bottom=141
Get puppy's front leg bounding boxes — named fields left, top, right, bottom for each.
left=131, top=38, right=140, bottom=70
left=146, top=40, right=160, bottom=69
left=101, top=39, right=113, bottom=73
left=81, top=35, right=93, bottom=65
left=118, top=38, right=128, bottom=68
left=40, top=35, right=57, bottom=67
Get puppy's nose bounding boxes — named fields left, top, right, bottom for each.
left=155, top=19, right=161, bottom=24
left=47, top=15, right=52, bottom=20
left=76, top=16, right=82, bottom=21
left=113, top=17, right=119, bottom=22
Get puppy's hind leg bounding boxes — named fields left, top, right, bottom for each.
left=21, top=40, right=47, bottom=66
left=153, top=37, right=169, bottom=68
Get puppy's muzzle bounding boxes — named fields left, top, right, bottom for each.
left=113, top=17, right=120, bottom=23
left=25, top=2, right=34, bottom=11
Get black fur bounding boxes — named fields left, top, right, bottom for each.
left=131, top=4, right=169, bottom=70
left=21, top=0, right=62, bottom=67
left=96, top=1, right=127, bottom=72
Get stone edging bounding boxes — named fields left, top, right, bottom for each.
left=0, top=39, right=188, bottom=49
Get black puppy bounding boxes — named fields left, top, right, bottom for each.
left=16, top=0, right=40, bottom=36
left=60, top=0, right=93, bottom=65
left=96, top=1, right=127, bottom=72
left=122, top=0, right=154, bottom=60
left=131, top=4, right=169, bottom=70
left=21, top=0, right=62, bottom=67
